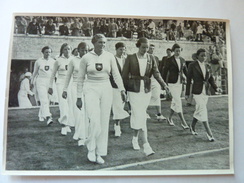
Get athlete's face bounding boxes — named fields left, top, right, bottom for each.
left=94, top=38, right=106, bottom=52
left=43, top=49, right=52, bottom=59
left=116, top=47, right=126, bottom=57
left=79, top=46, right=89, bottom=58
left=197, top=52, right=207, bottom=63
left=63, top=46, right=72, bottom=58
left=174, top=48, right=181, bottom=57
left=139, top=43, right=149, bottom=55
left=148, top=46, right=154, bottom=54
left=166, top=50, right=172, bottom=57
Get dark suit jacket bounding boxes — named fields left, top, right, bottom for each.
left=162, top=56, right=187, bottom=84
left=122, top=53, right=166, bottom=93
left=186, top=61, right=217, bottom=95
left=110, top=57, right=123, bottom=89
left=59, top=25, right=69, bottom=35
left=159, top=56, right=169, bottom=77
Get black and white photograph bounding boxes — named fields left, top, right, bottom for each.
left=3, top=13, right=233, bottom=176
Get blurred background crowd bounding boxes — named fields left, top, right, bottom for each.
left=14, top=16, right=226, bottom=43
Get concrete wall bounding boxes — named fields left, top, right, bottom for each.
left=12, top=35, right=217, bottom=61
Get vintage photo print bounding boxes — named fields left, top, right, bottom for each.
left=3, top=13, right=233, bottom=176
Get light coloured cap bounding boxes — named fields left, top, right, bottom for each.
left=25, top=72, right=32, bottom=77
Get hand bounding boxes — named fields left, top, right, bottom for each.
left=76, top=98, right=82, bottom=110
left=48, top=88, right=53, bottom=95
left=216, top=88, right=222, bottom=94
left=30, top=84, right=34, bottom=90
left=121, top=90, right=127, bottom=103
left=185, top=95, right=189, bottom=100
left=62, top=91, right=67, bottom=99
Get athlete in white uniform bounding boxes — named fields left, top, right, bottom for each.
left=147, top=44, right=166, bottom=121
left=76, top=34, right=126, bottom=164
left=62, top=42, right=89, bottom=145
left=18, top=72, right=34, bottom=107
left=48, top=43, right=74, bottom=135
left=110, top=42, right=130, bottom=137
left=31, top=46, right=55, bottom=125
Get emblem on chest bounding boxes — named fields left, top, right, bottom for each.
left=44, top=66, right=49, bottom=71
left=95, top=63, right=103, bottom=71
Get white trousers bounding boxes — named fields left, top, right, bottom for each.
left=193, top=94, right=208, bottom=122
left=128, top=91, right=151, bottom=131
left=70, top=81, right=88, bottom=140
left=112, top=88, right=129, bottom=120
left=56, top=80, right=75, bottom=127
left=83, top=81, right=113, bottom=156
left=36, top=77, right=52, bottom=118
left=168, top=83, right=183, bottom=113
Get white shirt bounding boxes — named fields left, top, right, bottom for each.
left=175, top=57, right=181, bottom=84
left=77, top=50, right=125, bottom=97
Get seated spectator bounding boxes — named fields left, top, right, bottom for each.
left=82, top=17, right=92, bottom=36
left=116, top=19, right=123, bottom=37
left=26, top=17, right=42, bottom=35
left=44, top=19, right=56, bottom=35
left=176, top=23, right=184, bottom=40
left=15, top=16, right=27, bottom=34
left=100, top=19, right=109, bottom=36
left=70, top=18, right=82, bottom=36
left=184, top=27, right=194, bottom=41
left=122, top=22, right=132, bottom=38
left=59, top=20, right=69, bottom=36
left=93, top=18, right=101, bottom=35
left=137, top=21, right=147, bottom=39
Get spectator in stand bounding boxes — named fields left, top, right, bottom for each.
left=82, top=17, right=92, bottom=37
left=122, top=22, right=132, bottom=38
left=26, top=17, right=42, bottom=35
left=191, top=21, right=198, bottom=41
left=184, top=26, right=194, bottom=41
left=15, top=16, right=27, bottom=34
left=100, top=19, right=109, bottom=36
left=44, top=19, right=56, bottom=35
left=93, top=18, right=101, bottom=35
left=147, top=19, right=156, bottom=37
left=196, top=22, right=203, bottom=42
left=116, top=19, right=123, bottom=37
left=177, top=23, right=184, bottom=41
left=137, top=21, right=147, bottom=39
left=210, top=48, right=223, bottom=88
left=59, top=20, right=69, bottom=36
left=70, top=18, right=82, bottom=36
left=108, top=18, right=118, bottom=38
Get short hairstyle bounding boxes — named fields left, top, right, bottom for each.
left=149, top=44, right=155, bottom=47
left=41, top=46, right=52, bottom=53
left=77, top=42, right=89, bottom=50
left=171, top=43, right=181, bottom=52
left=115, top=42, right=126, bottom=50
left=166, top=48, right=172, bottom=52
left=196, top=48, right=206, bottom=56
left=59, top=43, right=72, bottom=56
left=91, top=34, right=106, bottom=44
left=192, top=53, right=197, bottom=61
left=136, top=37, right=149, bottom=48
left=72, top=48, right=78, bottom=55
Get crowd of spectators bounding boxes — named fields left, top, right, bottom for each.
left=14, top=16, right=226, bottom=43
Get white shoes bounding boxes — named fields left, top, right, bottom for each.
left=87, top=150, right=96, bottom=163
left=61, top=126, right=71, bottom=136
left=132, top=137, right=140, bottom=150
left=114, top=124, right=122, bottom=137
left=96, top=155, right=105, bottom=164
left=156, top=114, right=166, bottom=121
left=206, top=133, right=215, bottom=142
left=78, top=139, right=85, bottom=146
left=143, top=143, right=155, bottom=156
left=46, top=117, right=53, bottom=125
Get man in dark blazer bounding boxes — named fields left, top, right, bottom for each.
left=185, top=48, right=222, bottom=141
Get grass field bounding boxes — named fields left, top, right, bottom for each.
left=5, top=96, right=230, bottom=172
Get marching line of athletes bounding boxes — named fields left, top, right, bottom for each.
left=28, top=34, right=221, bottom=164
